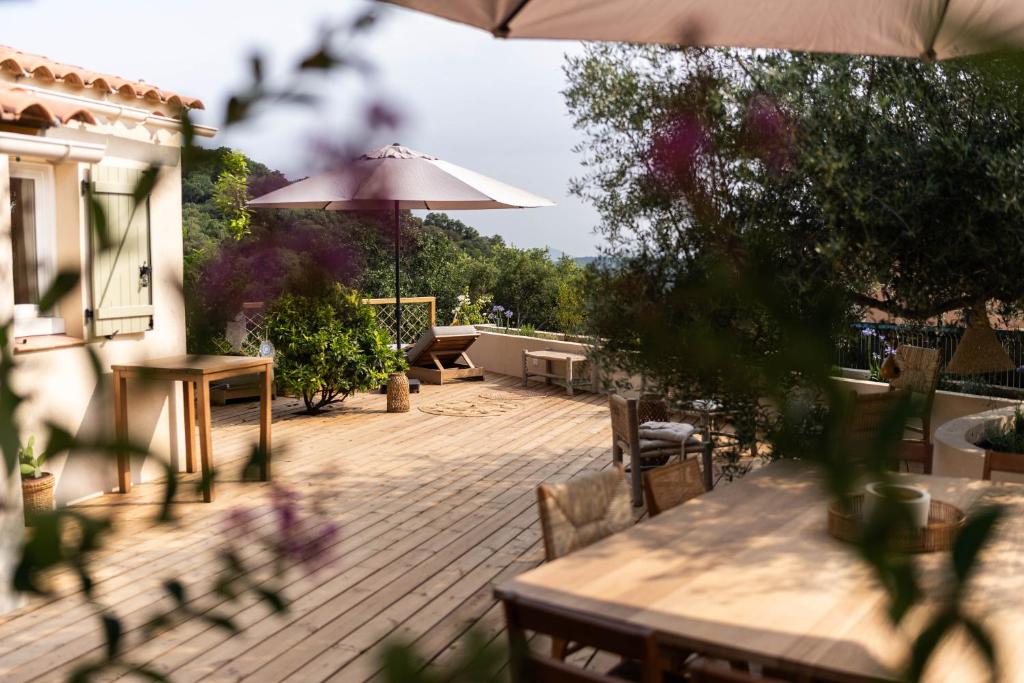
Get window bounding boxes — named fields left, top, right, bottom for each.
left=9, top=161, right=63, bottom=337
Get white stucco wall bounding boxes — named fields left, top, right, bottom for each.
left=1, top=129, right=188, bottom=506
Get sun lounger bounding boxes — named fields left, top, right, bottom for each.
left=405, top=325, right=485, bottom=385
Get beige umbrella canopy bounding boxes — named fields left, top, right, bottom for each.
left=249, top=143, right=553, bottom=342
left=382, top=0, right=1024, bottom=60
left=946, top=301, right=1015, bottom=375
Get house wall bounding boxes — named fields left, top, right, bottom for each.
left=1, top=132, right=188, bottom=506
left=0, top=154, right=25, bottom=613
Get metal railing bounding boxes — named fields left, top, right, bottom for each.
left=837, top=322, right=1024, bottom=398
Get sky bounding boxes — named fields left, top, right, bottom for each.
left=0, top=0, right=604, bottom=255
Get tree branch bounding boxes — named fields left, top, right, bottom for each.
left=847, top=290, right=981, bottom=320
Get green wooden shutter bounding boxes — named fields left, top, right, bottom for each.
left=88, top=165, right=154, bottom=337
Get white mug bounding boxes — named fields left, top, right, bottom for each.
left=862, top=482, right=931, bottom=529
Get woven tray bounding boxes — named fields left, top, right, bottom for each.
left=827, top=494, right=965, bottom=553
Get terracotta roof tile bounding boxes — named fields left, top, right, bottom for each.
left=0, top=45, right=204, bottom=111
left=0, top=85, right=98, bottom=126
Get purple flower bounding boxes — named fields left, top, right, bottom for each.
left=223, top=507, right=256, bottom=537
left=504, top=310, right=513, bottom=319
left=860, top=328, right=875, bottom=337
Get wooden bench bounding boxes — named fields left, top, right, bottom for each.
left=522, top=349, right=595, bottom=396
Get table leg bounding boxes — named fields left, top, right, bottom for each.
left=259, top=368, right=272, bottom=481
left=522, top=350, right=528, bottom=387
left=566, top=357, right=574, bottom=397
left=196, top=379, right=214, bottom=502
left=113, top=369, right=130, bottom=494
left=182, top=380, right=196, bottom=474
left=702, top=439, right=714, bottom=491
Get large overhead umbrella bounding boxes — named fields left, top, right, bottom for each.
left=381, top=0, right=1024, bottom=60
left=248, top=143, right=553, bottom=343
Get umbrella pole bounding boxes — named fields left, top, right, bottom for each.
left=393, top=200, right=402, bottom=347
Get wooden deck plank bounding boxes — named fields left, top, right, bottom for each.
left=1, top=375, right=618, bottom=683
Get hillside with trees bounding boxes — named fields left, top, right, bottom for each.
left=182, top=147, right=587, bottom=352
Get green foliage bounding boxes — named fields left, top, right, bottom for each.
left=18, top=435, right=45, bottom=479
left=264, top=285, right=405, bottom=414
left=377, top=627, right=505, bottom=683
left=212, top=149, right=253, bottom=239
left=983, top=405, right=1024, bottom=454
left=565, top=43, right=1010, bottom=680
left=450, top=289, right=492, bottom=325
left=554, top=257, right=586, bottom=336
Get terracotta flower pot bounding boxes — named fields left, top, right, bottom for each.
left=21, top=472, right=54, bottom=525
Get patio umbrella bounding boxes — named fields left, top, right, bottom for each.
left=381, top=0, right=1024, bottom=60
left=248, top=143, right=553, bottom=344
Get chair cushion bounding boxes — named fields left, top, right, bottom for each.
left=638, top=421, right=695, bottom=442
left=537, top=468, right=632, bottom=560
left=405, top=325, right=479, bottom=366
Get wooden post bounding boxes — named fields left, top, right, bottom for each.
left=259, top=367, right=272, bottom=481
left=428, top=297, right=436, bottom=327
left=113, top=369, right=130, bottom=494
left=566, top=355, right=574, bottom=397
left=182, top=380, right=196, bottom=473
left=196, top=379, right=214, bottom=502
left=522, top=349, right=528, bottom=387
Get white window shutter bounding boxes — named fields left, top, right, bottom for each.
left=88, top=165, right=154, bottom=337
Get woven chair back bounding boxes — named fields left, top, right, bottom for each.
left=846, top=390, right=910, bottom=447
left=643, top=459, right=706, bottom=517
left=608, top=394, right=637, bottom=445
left=536, top=465, right=633, bottom=561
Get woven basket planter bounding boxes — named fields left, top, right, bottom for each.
left=22, top=472, right=54, bottom=525
left=387, top=373, right=410, bottom=413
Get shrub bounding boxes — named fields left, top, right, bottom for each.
left=264, top=285, right=406, bottom=414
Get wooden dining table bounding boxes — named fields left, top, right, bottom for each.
left=497, top=461, right=1024, bottom=681
left=111, top=354, right=273, bottom=502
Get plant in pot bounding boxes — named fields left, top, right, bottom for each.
left=19, top=436, right=54, bottom=525
left=981, top=405, right=1024, bottom=478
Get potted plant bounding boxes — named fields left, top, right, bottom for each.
left=981, top=405, right=1024, bottom=476
left=18, top=436, right=54, bottom=525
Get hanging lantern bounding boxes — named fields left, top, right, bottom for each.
left=945, top=301, right=1015, bottom=375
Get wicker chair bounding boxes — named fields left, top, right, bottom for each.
left=983, top=450, right=1024, bottom=481
left=535, top=466, right=634, bottom=661
left=887, top=345, right=941, bottom=474
left=642, top=459, right=706, bottom=517
left=536, top=465, right=633, bottom=562
left=609, top=394, right=704, bottom=507
left=500, top=591, right=670, bottom=683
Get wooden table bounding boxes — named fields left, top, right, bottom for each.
left=498, top=461, right=1024, bottom=681
left=111, top=355, right=273, bottom=502
left=522, top=349, right=595, bottom=396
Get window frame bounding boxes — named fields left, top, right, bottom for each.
left=9, top=160, right=63, bottom=337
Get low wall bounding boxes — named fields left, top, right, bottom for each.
left=471, top=329, right=599, bottom=389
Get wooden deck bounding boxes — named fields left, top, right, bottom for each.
left=0, top=374, right=624, bottom=682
